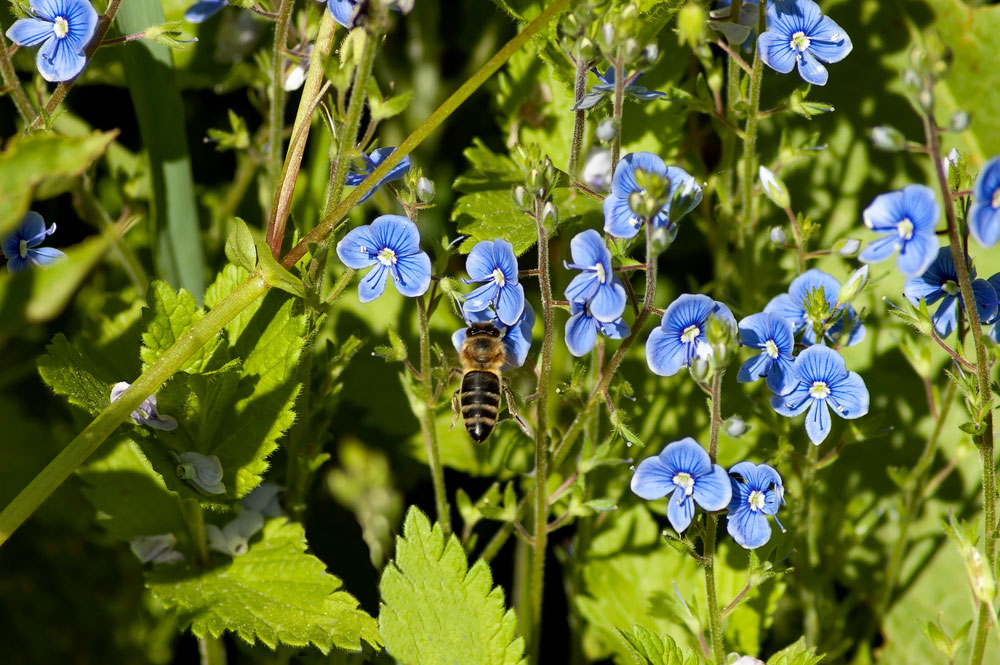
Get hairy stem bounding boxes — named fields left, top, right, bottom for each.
left=610, top=55, right=625, bottom=176
left=417, top=296, right=450, bottom=535
left=30, top=0, right=123, bottom=130
left=266, top=11, right=339, bottom=256
left=266, top=0, right=295, bottom=194
left=0, top=31, right=34, bottom=124
left=704, top=371, right=726, bottom=664
left=280, top=0, right=572, bottom=270
left=567, top=57, right=589, bottom=179
left=738, top=1, right=765, bottom=307
left=784, top=205, right=807, bottom=272
left=0, top=273, right=270, bottom=548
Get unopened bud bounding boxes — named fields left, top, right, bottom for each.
left=918, top=90, right=934, bottom=112
left=667, top=176, right=704, bottom=225
left=902, top=68, right=922, bottom=89
left=838, top=265, right=869, bottom=304
left=601, top=23, right=615, bottom=48
left=689, top=354, right=712, bottom=382
left=416, top=176, right=435, bottom=202
left=513, top=185, right=528, bottom=209
left=950, top=110, right=971, bottom=132
left=643, top=43, right=659, bottom=64
left=623, top=38, right=640, bottom=62
left=596, top=118, right=617, bottom=143
left=725, top=415, right=748, bottom=438
left=542, top=200, right=558, bottom=226
left=836, top=238, right=861, bottom=257
left=758, top=165, right=790, bottom=209
left=676, top=2, right=706, bottom=49
left=769, top=226, right=787, bottom=246
left=577, top=36, right=596, bottom=61
left=870, top=125, right=906, bottom=152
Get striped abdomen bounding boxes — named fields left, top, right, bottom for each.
left=461, top=370, right=501, bottom=443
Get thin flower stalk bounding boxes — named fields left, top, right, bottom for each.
left=267, top=0, right=296, bottom=191
left=703, top=371, right=726, bottom=665
left=568, top=56, right=589, bottom=180
left=417, top=296, right=450, bottom=535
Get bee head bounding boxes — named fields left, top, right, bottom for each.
left=466, top=322, right=502, bottom=338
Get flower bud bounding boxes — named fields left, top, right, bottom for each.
left=689, top=354, right=712, bottom=382
left=542, top=200, right=558, bottom=226
left=950, top=110, right=971, bottom=132
left=642, top=43, right=659, bottom=65
left=582, top=149, right=612, bottom=191
left=725, top=415, right=748, bottom=438
left=835, top=238, right=861, bottom=257
left=902, top=68, right=922, bottom=89
left=207, top=510, right=265, bottom=557
left=513, top=185, right=528, bottom=209
left=601, top=22, right=615, bottom=48
left=130, top=534, right=184, bottom=565
left=596, top=118, right=618, bottom=143
left=758, top=165, right=790, bottom=209
left=870, top=125, right=907, bottom=152
left=676, top=2, right=706, bottom=49
left=622, top=38, right=640, bottom=62
left=707, top=313, right=737, bottom=368
left=416, top=176, right=435, bottom=202
left=667, top=176, right=704, bottom=225
left=177, top=452, right=226, bottom=495
left=577, top=36, right=596, bottom=61
left=769, top=226, right=787, bottom=246
left=838, top=265, right=869, bottom=304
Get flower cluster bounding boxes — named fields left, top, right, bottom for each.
left=631, top=438, right=785, bottom=550
left=603, top=152, right=702, bottom=240
left=563, top=230, right=628, bottom=356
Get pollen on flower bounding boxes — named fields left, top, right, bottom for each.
left=594, top=262, right=607, bottom=284
left=748, top=490, right=766, bottom=511
left=52, top=17, right=69, bottom=39
left=790, top=31, right=811, bottom=52
left=897, top=217, right=914, bottom=240
left=681, top=324, right=700, bottom=343
left=377, top=247, right=397, bottom=266
left=491, top=267, right=506, bottom=286
left=764, top=339, right=780, bottom=359
left=809, top=381, right=831, bottom=399
left=992, top=187, right=1000, bottom=209
left=18, top=239, right=28, bottom=258
left=673, top=472, right=695, bottom=495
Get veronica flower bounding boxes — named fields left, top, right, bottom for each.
left=582, top=149, right=613, bottom=191
left=646, top=294, right=736, bottom=377
left=110, top=381, right=178, bottom=431
left=765, top=268, right=865, bottom=347
left=206, top=510, right=264, bottom=557
left=630, top=437, right=732, bottom=534
left=451, top=302, right=535, bottom=370
left=565, top=300, right=629, bottom=357
left=903, top=247, right=998, bottom=337
left=184, top=0, right=226, bottom=23
left=176, top=452, right=226, bottom=494
left=130, top=534, right=184, bottom=565
left=757, top=0, right=852, bottom=86
left=336, top=214, right=432, bottom=303
left=6, top=0, right=98, bottom=82
left=462, top=238, right=525, bottom=326
left=242, top=482, right=284, bottom=517
left=988, top=273, right=1000, bottom=343
left=3, top=212, right=66, bottom=273
left=564, top=229, right=626, bottom=322
left=726, top=462, right=785, bottom=550
left=328, top=0, right=361, bottom=27
left=859, top=185, right=939, bottom=277
left=603, top=152, right=702, bottom=239
left=969, top=156, right=1000, bottom=248
left=572, top=66, right=668, bottom=111
left=737, top=312, right=796, bottom=395
left=771, top=345, right=869, bottom=445
left=346, top=147, right=411, bottom=204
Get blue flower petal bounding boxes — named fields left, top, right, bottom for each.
left=27, top=246, right=66, bottom=267
left=357, top=264, right=389, bottom=302
left=796, top=49, right=829, bottom=86
left=767, top=355, right=797, bottom=395
left=37, top=34, right=87, bottom=82
left=371, top=214, right=420, bottom=257
left=858, top=234, right=899, bottom=265
left=495, top=282, right=525, bottom=326
left=646, top=325, right=688, bottom=377
left=184, top=0, right=226, bottom=23
left=973, top=278, right=999, bottom=323
left=329, top=0, right=359, bottom=27
left=828, top=370, right=869, bottom=420
left=392, top=252, right=431, bottom=298
left=336, top=224, right=378, bottom=270
left=6, top=18, right=53, bottom=47
left=570, top=229, right=611, bottom=273
left=610, top=152, right=667, bottom=199
left=565, top=271, right=599, bottom=304
left=630, top=454, right=676, bottom=500
left=974, top=157, right=1000, bottom=203
left=757, top=31, right=796, bottom=74
left=931, top=296, right=958, bottom=337
left=807, top=15, right=852, bottom=63
left=659, top=437, right=713, bottom=477
left=737, top=352, right=771, bottom=384
left=19, top=211, right=50, bottom=246
left=603, top=194, right=643, bottom=239
left=728, top=504, right=772, bottom=549
left=970, top=202, right=1000, bottom=248
left=589, top=279, right=627, bottom=322
left=771, top=383, right=811, bottom=416
left=465, top=239, right=498, bottom=281
left=565, top=310, right=598, bottom=357
left=804, top=398, right=832, bottom=444
left=463, top=281, right=498, bottom=314
left=895, top=229, right=937, bottom=277
left=764, top=293, right=802, bottom=331
left=692, top=463, right=732, bottom=511
left=667, top=494, right=696, bottom=533
left=598, top=316, right=630, bottom=340
left=503, top=302, right=535, bottom=369
left=491, top=238, right=519, bottom=283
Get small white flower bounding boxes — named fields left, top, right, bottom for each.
left=176, top=452, right=225, bottom=495
left=130, top=534, right=184, bottom=564
left=206, top=510, right=265, bottom=557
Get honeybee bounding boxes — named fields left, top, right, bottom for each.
left=451, top=321, right=528, bottom=443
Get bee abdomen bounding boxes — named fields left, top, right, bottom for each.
left=461, top=370, right=501, bottom=443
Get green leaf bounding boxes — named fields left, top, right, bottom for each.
left=140, top=281, right=221, bottom=373
left=0, top=131, right=117, bottom=237
left=224, top=217, right=258, bottom=272
left=617, top=625, right=699, bottom=665
left=257, top=239, right=306, bottom=298
left=765, top=637, right=824, bottom=665
left=379, top=507, right=527, bottom=665
left=147, top=518, right=380, bottom=653
left=37, top=333, right=111, bottom=416
left=370, top=90, right=414, bottom=122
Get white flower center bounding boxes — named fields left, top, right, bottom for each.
left=492, top=267, right=506, bottom=286
left=897, top=217, right=914, bottom=240
left=809, top=381, right=830, bottom=399
left=764, top=339, right=780, bottom=359
left=377, top=247, right=397, bottom=266
left=681, top=324, right=700, bottom=344
left=673, top=472, right=694, bottom=496
left=593, top=262, right=607, bottom=284
left=748, top=490, right=766, bottom=512
left=943, top=280, right=959, bottom=296
left=992, top=187, right=1000, bottom=209
left=53, top=16, right=69, bottom=39
left=790, top=31, right=811, bottom=52
left=18, top=239, right=28, bottom=258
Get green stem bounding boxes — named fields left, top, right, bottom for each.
left=0, top=273, right=270, bottom=548
left=416, top=296, right=450, bottom=535
left=610, top=54, right=625, bottom=176
left=800, top=442, right=821, bottom=646
left=704, top=515, right=726, bottom=665
left=280, top=0, right=573, bottom=270
left=267, top=0, right=295, bottom=194
left=738, top=1, right=765, bottom=307
left=528, top=202, right=555, bottom=662
left=198, top=637, right=227, bottom=665
left=30, top=0, right=123, bottom=130
left=266, top=11, right=338, bottom=256
left=567, top=57, right=589, bottom=179
left=180, top=499, right=227, bottom=665
left=0, top=31, right=34, bottom=124
left=784, top=205, right=807, bottom=272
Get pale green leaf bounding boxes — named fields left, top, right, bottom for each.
left=147, top=518, right=380, bottom=653
left=140, top=281, right=221, bottom=373
left=379, top=507, right=527, bottom=665
left=224, top=217, right=257, bottom=272
left=37, top=333, right=111, bottom=416
left=765, top=637, right=824, bottom=665
left=617, top=625, right=699, bottom=665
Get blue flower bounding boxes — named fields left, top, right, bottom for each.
left=110, top=381, right=178, bottom=430
left=336, top=214, right=431, bottom=302
left=564, top=229, right=627, bottom=322
left=328, top=0, right=361, bottom=27
left=184, top=0, right=226, bottom=23
left=451, top=302, right=535, bottom=370
left=757, top=0, right=852, bottom=86
left=571, top=66, right=669, bottom=111
left=6, top=0, right=99, bottom=83
left=345, top=147, right=411, bottom=204
left=726, top=462, right=785, bottom=550
left=630, top=437, right=732, bottom=534
left=646, top=293, right=736, bottom=377
left=176, top=451, right=226, bottom=494
left=462, top=238, right=525, bottom=326
left=771, top=345, right=869, bottom=445
left=987, top=273, right=1000, bottom=343
left=903, top=247, right=998, bottom=338
left=764, top=268, right=865, bottom=347
left=565, top=300, right=629, bottom=357
left=603, top=152, right=702, bottom=239
left=2, top=211, right=67, bottom=273
left=737, top=312, right=796, bottom=395
left=970, top=156, right=1000, bottom=248
left=859, top=184, right=939, bottom=277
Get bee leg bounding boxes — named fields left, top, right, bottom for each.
left=503, top=382, right=534, bottom=439
left=450, top=390, right=461, bottom=431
